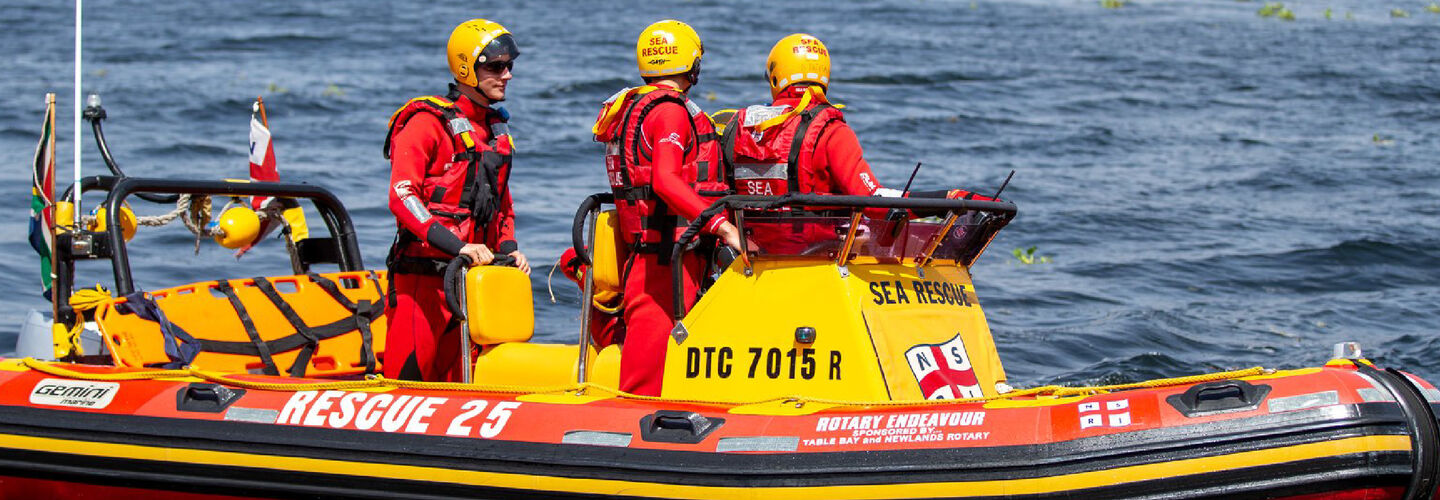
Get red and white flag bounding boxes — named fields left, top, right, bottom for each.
left=248, top=98, right=278, bottom=211
left=237, top=97, right=309, bottom=259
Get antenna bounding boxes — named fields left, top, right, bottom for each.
left=879, top=162, right=924, bottom=247
left=992, top=170, right=1015, bottom=200
left=71, top=0, right=83, bottom=226
left=900, top=162, right=922, bottom=196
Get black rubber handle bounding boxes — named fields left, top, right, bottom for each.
left=571, top=193, right=615, bottom=267
left=443, top=255, right=473, bottom=320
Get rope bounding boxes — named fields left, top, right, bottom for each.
left=79, top=194, right=212, bottom=233
left=16, top=358, right=1270, bottom=409
left=135, top=194, right=189, bottom=227
left=79, top=195, right=215, bottom=255
left=55, top=285, right=113, bottom=359
left=546, top=254, right=562, bottom=303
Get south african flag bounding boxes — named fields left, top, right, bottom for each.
left=28, top=94, right=56, bottom=300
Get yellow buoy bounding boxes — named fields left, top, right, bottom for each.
left=53, top=201, right=76, bottom=231
left=91, top=205, right=138, bottom=241
left=212, top=207, right=261, bottom=249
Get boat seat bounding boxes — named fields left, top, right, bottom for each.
left=94, top=271, right=388, bottom=377
left=463, top=263, right=623, bottom=389
left=590, top=344, right=621, bottom=388
left=463, top=266, right=533, bottom=345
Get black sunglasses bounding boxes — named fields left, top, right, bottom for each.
left=480, top=59, right=514, bottom=74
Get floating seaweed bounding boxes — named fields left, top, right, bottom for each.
left=1013, top=246, right=1052, bottom=265
left=1257, top=2, right=1294, bottom=20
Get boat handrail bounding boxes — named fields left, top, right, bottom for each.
left=668, top=194, right=1019, bottom=319
left=53, top=175, right=363, bottom=324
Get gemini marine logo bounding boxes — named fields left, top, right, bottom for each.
left=30, top=379, right=119, bottom=409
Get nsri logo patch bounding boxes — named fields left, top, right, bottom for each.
left=30, top=378, right=119, bottom=409
left=905, top=334, right=983, bottom=400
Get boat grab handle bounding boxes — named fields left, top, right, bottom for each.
left=175, top=383, right=246, bottom=413
left=639, top=410, right=725, bottom=444
left=1166, top=380, right=1272, bottom=418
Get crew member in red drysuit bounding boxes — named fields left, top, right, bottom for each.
left=722, top=33, right=995, bottom=202
left=592, top=20, right=743, bottom=396
left=721, top=34, right=996, bottom=254
left=382, top=19, right=530, bottom=382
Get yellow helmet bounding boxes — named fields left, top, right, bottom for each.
left=212, top=207, right=261, bottom=249
left=636, top=20, right=703, bottom=78
left=90, top=205, right=138, bottom=242
left=766, top=33, right=831, bottom=98
left=447, top=18, right=520, bottom=87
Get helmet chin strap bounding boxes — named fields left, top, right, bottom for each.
left=686, top=61, right=701, bottom=88
left=452, top=81, right=500, bottom=106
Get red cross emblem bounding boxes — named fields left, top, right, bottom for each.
left=1078, top=399, right=1132, bottom=429
left=905, top=334, right=983, bottom=400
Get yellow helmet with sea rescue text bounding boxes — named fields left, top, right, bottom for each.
left=448, top=18, right=520, bottom=87
left=636, top=20, right=703, bottom=78
left=766, top=33, right=831, bottom=98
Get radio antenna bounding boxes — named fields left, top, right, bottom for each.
left=992, top=170, right=1015, bottom=200
left=900, top=162, right=922, bottom=196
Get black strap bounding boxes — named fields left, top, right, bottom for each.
left=194, top=313, right=381, bottom=359
left=199, top=279, right=385, bottom=369
left=785, top=105, right=834, bottom=195
left=430, top=209, right=468, bottom=220
left=306, top=272, right=381, bottom=375
left=117, top=292, right=202, bottom=370
left=445, top=104, right=486, bottom=217
left=614, top=186, right=655, bottom=201
left=641, top=214, right=689, bottom=228
left=718, top=111, right=743, bottom=186
left=474, top=150, right=508, bottom=222
left=214, top=281, right=280, bottom=376
left=250, top=277, right=321, bottom=378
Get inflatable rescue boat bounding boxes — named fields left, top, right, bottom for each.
left=4, top=173, right=1438, bottom=500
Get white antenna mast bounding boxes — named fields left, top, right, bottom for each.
left=71, top=0, right=83, bottom=226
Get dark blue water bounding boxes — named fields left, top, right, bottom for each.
left=1, top=0, right=1436, bottom=388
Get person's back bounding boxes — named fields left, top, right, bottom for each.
left=721, top=34, right=999, bottom=217
left=721, top=34, right=898, bottom=200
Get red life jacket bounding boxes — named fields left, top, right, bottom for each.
left=593, top=86, right=727, bottom=252
left=720, top=95, right=845, bottom=197
left=383, top=92, right=514, bottom=260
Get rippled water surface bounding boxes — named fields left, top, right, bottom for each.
left=1, top=0, right=1436, bottom=387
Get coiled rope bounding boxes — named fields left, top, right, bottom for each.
left=53, top=285, right=113, bottom=359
